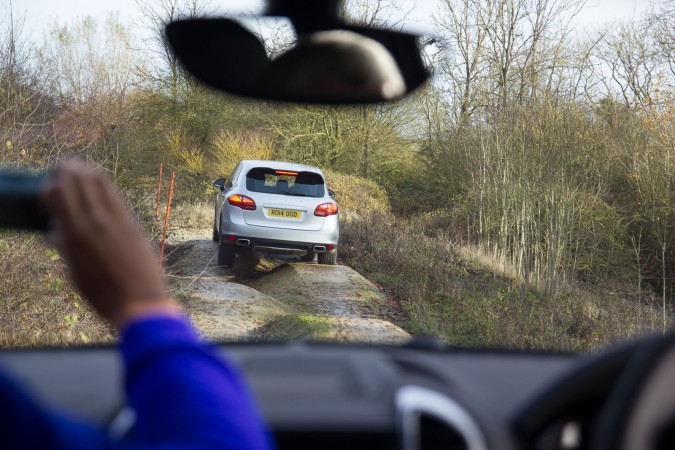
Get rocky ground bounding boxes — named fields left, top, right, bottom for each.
left=164, top=228, right=409, bottom=344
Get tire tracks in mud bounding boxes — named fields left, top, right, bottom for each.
left=165, top=228, right=410, bottom=344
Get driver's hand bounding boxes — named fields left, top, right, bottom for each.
left=41, top=160, right=180, bottom=329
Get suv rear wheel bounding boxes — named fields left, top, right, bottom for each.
left=212, top=220, right=220, bottom=242
left=218, top=239, right=236, bottom=268
left=317, top=249, right=337, bottom=265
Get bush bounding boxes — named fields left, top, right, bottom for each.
left=323, top=170, right=391, bottom=221
left=210, top=130, right=274, bottom=179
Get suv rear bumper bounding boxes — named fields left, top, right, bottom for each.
left=220, top=236, right=336, bottom=256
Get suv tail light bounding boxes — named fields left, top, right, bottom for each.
left=314, top=202, right=338, bottom=217
left=228, top=194, right=256, bottom=210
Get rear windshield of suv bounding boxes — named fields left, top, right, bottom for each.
left=246, top=167, right=326, bottom=198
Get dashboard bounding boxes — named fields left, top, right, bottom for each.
left=0, top=341, right=644, bottom=450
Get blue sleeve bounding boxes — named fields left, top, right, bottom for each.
left=0, top=370, right=108, bottom=450
left=0, top=316, right=274, bottom=450
left=119, top=316, right=274, bottom=450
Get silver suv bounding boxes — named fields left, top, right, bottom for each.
left=213, top=160, right=339, bottom=268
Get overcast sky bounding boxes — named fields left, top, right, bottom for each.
left=8, top=0, right=657, bottom=40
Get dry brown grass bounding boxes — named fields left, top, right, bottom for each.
left=340, top=214, right=665, bottom=352
left=0, top=233, right=114, bottom=348
left=170, top=201, right=214, bottom=230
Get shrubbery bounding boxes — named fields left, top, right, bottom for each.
left=340, top=213, right=663, bottom=351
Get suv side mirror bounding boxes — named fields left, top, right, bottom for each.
left=214, top=178, right=226, bottom=191
left=328, top=189, right=335, bottom=198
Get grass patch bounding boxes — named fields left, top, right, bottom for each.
left=259, top=314, right=333, bottom=341
left=169, top=201, right=213, bottom=229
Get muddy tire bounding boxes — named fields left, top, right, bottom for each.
left=212, top=221, right=220, bottom=242
left=300, top=252, right=316, bottom=262
left=218, top=240, right=236, bottom=268
left=318, top=249, right=337, bottom=265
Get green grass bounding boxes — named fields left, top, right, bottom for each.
left=259, top=314, right=333, bottom=341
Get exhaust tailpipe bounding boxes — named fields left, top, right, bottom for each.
left=236, top=239, right=251, bottom=247
left=313, top=245, right=327, bottom=253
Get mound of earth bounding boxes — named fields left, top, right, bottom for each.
left=166, top=230, right=287, bottom=341
left=249, top=263, right=410, bottom=343
left=182, top=280, right=288, bottom=341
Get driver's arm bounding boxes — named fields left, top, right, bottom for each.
left=0, top=160, right=273, bottom=450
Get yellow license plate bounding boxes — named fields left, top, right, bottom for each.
left=268, top=208, right=302, bottom=219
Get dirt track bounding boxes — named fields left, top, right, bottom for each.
left=166, top=228, right=410, bottom=344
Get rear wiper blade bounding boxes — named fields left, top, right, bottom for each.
left=282, top=192, right=312, bottom=197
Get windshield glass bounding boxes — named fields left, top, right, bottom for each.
left=0, top=0, right=672, bottom=352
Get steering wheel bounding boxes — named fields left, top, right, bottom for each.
left=593, top=332, right=675, bottom=450
left=512, top=343, right=641, bottom=448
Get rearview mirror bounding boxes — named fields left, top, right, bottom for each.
left=166, top=17, right=432, bottom=104
left=328, top=189, right=335, bottom=198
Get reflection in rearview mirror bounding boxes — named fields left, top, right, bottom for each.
left=260, top=30, right=406, bottom=102
left=166, top=17, right=432, bottom=104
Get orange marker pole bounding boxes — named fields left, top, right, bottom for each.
left=160, top=171, right=175, bottom=261
left=155, top=163, right=163, bottom=223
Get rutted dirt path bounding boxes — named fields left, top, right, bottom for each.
left=249, top=264, right=409, bottom=342
left=165, top=228, right=410, bottom=343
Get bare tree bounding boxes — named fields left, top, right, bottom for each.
left=0, top=0, right=51, bottom=167
left=435, top=0, right=492, bottom=122
left=482, top=0, right=585, bottom=107
left=39, top=15, right=137, bottom=172
left=650, top=0, right=675, bottom=78
left=342, top=0, right=412, bottom=29
left=136, top=0, right=214, bottom=102
left=42, top=15, right=136, bottom=106
left=435, top=0, right=585, bottom=119
left=593, top=23, right=659, bottom=109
